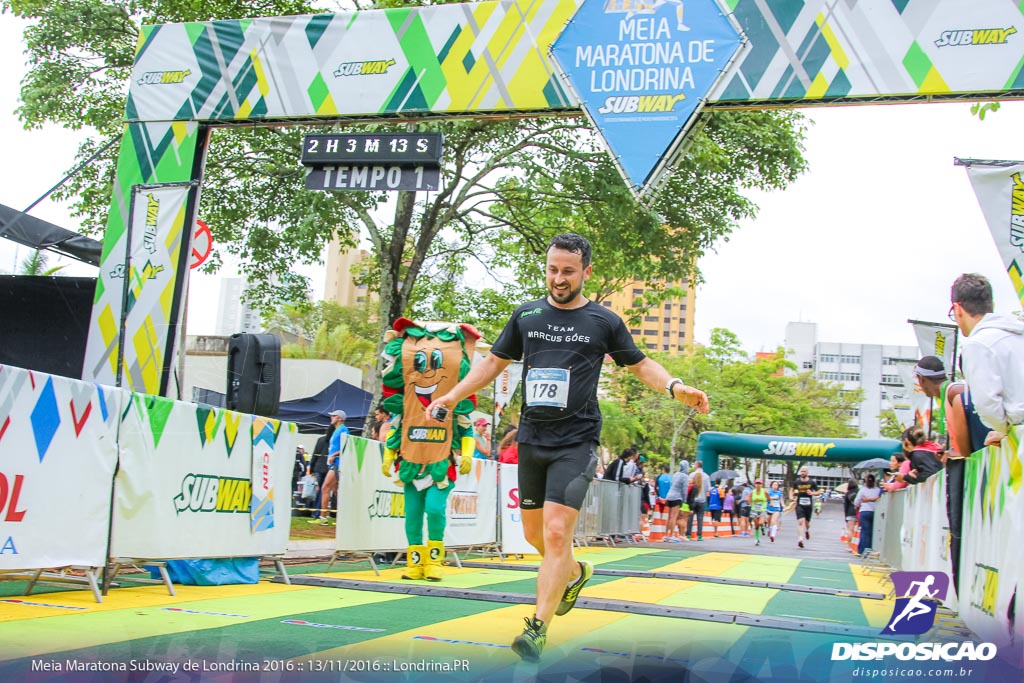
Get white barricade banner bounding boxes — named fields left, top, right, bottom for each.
left=499, top=464, right=534, bottom=555
left=898, top=471, right=954, bottom=606
left=0, top=365, right=123, bottom=569
left=112, top=395, right=296, bottom=558
left=336, top=436, right=497, bottom=551
left=446, top=459, right=498, bottom=547
left=960, top=428, right=1024, bottom=667
left=336, top=436, right=405, bottom=551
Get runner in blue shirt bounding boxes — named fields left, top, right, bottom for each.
left=656, top=465, right=673, bottom=500
left=314, top=410, right=349, bottom=524
left=706, top=481, right=722, bottom=538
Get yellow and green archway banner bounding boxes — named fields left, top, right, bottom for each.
left=84, top=0, right=1024, bottom=396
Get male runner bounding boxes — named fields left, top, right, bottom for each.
left=792, top=467, right=820, bottom=549
left=425, top=233, right=709, bottom=662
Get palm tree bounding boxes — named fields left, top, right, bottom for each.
left=18, top=249, right=66, bottom=276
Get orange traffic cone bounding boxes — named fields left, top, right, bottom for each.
left=649, top=502, right=667, bottom=542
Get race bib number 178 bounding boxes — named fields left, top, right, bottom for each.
left=525, top=368, right=570, bottom=408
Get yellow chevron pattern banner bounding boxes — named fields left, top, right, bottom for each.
left=965, top=160, right=1024, bottom=312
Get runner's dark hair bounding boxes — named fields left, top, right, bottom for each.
left=951, top=273, right=993, bottom=316
left=548, top=233, right=592, bottom=268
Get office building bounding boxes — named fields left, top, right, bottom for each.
left=784, top=322, right=919, bottom=439
left=215, top=277, right=261, bottom=336
left=602, top=278, right=696, bottom=354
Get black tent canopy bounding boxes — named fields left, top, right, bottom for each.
left=276, top=378, right=373, bottom=434
left=0, top=203, right=102, bottom=266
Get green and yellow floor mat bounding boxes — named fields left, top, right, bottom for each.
left=0, top=548, right=1006, bottom=683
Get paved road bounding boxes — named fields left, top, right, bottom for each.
left=639, top=498, right=861, bottom=562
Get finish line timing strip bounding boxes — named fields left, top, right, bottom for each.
left=453, top=561, right=886, bottom=599
left=280, top=575, right=900, bottom=640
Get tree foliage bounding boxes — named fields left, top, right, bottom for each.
left=6, top=0, right=808, bottom=387
left=266, top=301, right=378, bottom=368
left=602, top=329, right=862, bottom=477
left=877, top=409, right=907, bottom=439
left=16, top=248, right=66, bottom=275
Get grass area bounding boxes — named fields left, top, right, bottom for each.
left=288, top=514, right=337, bottom=540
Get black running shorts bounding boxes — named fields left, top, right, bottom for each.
left=795, top=504, right=813, bottom=521
left=517, top=442, right=598, bottom=510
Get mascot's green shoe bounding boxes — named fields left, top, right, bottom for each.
left=402, top=545, right=425, bottom=580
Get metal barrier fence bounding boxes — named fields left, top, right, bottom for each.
left=875, top=487, right=906, bottom=569
left=575, top=479, right=602, bottom=539
left=575, top=479, right=640, bottom=540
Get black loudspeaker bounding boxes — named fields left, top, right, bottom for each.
left=226, top=333, right=281, bottom=417
left=0, top=276, right=95, bottom=379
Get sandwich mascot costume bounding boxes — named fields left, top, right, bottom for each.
left=379, top=318, right=480, bottom=581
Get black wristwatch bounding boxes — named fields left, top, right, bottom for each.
left=666, top=378, right=684, bottom=397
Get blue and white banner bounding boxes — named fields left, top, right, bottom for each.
left=551, top=0, right=743, bottom=191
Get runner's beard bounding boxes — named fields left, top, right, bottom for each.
left=549, top=281, right=582, bottom=305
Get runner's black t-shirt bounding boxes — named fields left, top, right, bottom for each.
left=490, top=298, right=645, bottom=446
left=793, top=478, right=820, bottom=507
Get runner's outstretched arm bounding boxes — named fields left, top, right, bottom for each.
left=626, top=357, right=709, bottom=413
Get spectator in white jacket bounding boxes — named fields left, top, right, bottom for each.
left=950, top=273, right=1024, bottom=437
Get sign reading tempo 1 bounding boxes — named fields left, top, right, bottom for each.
left=301, top=132, right=443, bottom=192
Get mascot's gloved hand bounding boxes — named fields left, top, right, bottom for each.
left=381, top=447, right=397, bottom=478
left=460, top=435, right=475, bottom=475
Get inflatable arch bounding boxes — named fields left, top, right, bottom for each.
left=695, top=431, right=901, bottom=476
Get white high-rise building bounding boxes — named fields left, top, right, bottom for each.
left=215, top=277, right=261, bottom=336
left=784, top=322, right=919, bottom=439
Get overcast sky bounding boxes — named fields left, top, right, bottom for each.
left=694, top=100, right=1022, bottom=352
left=2, top=14, right=1021, bottom=354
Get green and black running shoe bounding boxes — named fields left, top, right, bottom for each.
left=555, top=560, right=594, bottom=616
left=511, top=616, right=547, bottom=662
